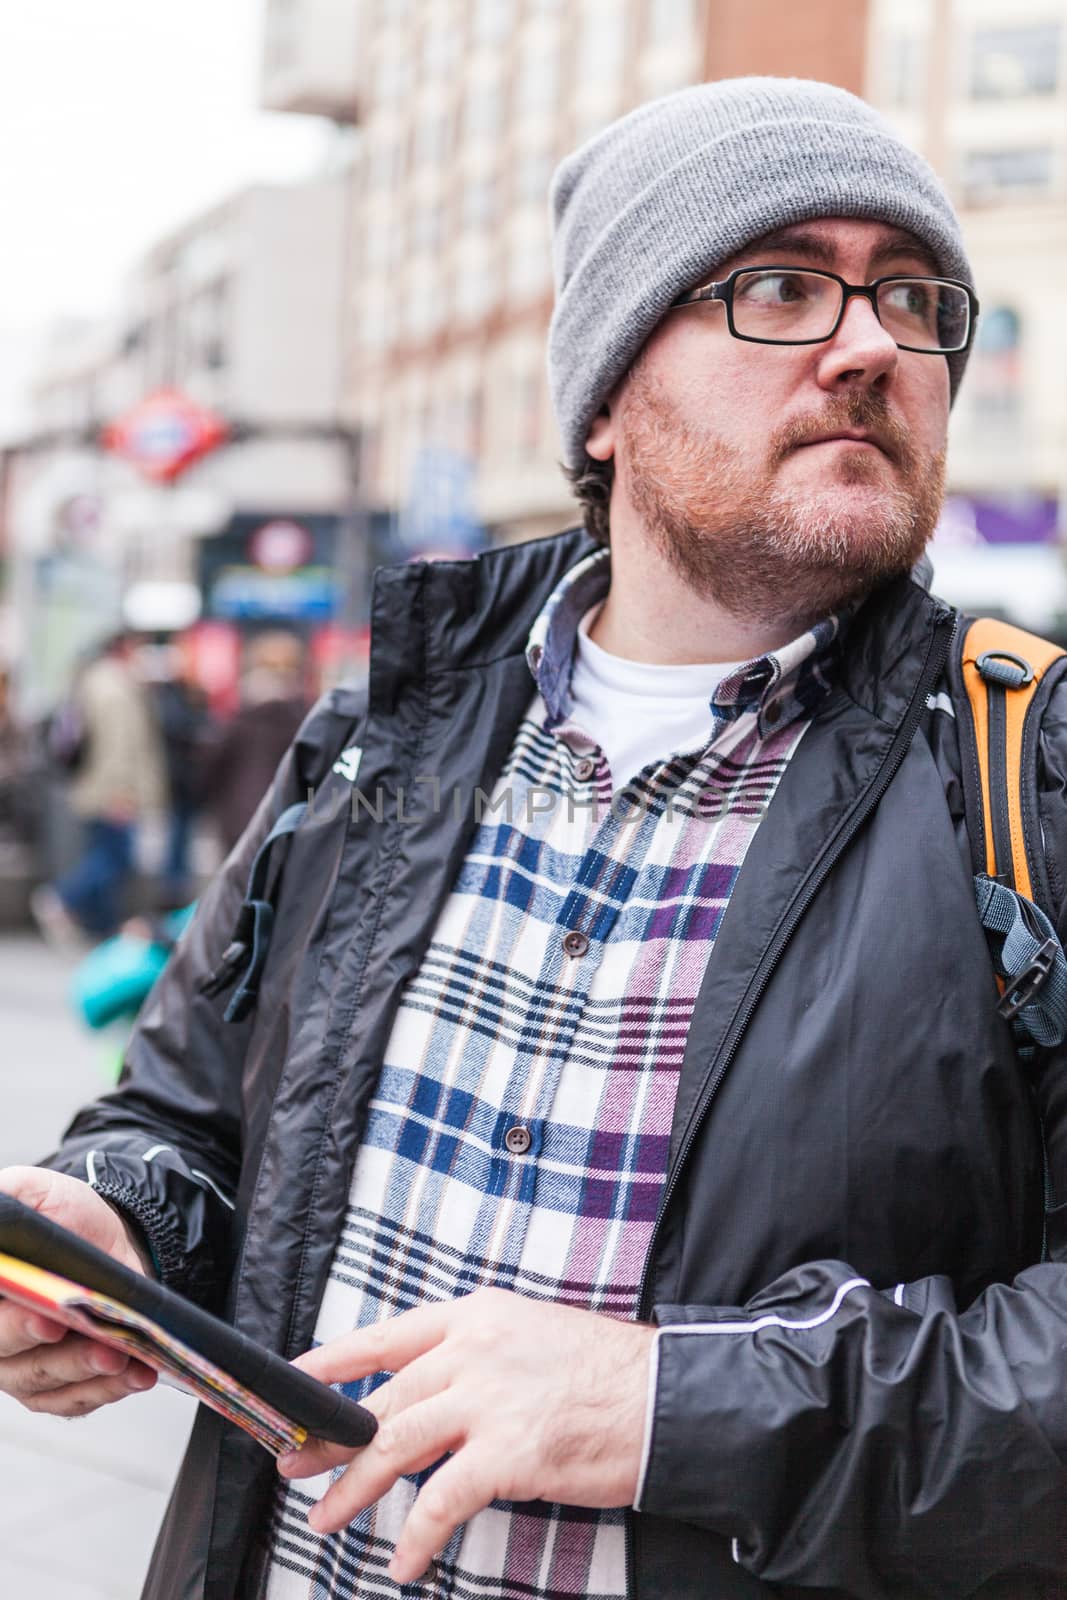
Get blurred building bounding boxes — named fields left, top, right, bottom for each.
left=5, top=174, right=358, bottom=712
left=260, top=0, right=1067, bottom=631
left=867, top=0, right=1067, bottom=630
left=260, top=0, right=367, bottom=120
left=261, top=0, right=870, bottom=547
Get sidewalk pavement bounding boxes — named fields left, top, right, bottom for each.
left=0, top=934, right=195, bottom=1599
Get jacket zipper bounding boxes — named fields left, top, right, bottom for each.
left=624, top=605, right=955, bottom=1597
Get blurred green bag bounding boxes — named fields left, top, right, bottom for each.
left=70, top=906, right=195, bottom=1031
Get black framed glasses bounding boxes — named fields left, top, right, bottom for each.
left=672, top=266, right=979, bottom=354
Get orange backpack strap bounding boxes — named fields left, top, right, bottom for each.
left=954, top=618, right=1067, bottom=1056
left=960, top=618, right=1067, bottom=902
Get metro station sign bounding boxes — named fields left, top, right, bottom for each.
left=103, top=389, right=228, bottom=483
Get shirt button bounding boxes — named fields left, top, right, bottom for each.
left=505, top=1125, right=532, bottom=1154
left=764, top=701, right=781, bottom=726
left=561, top=929, right=589, bottom=958
left=574, top=756, right=596, bottom=781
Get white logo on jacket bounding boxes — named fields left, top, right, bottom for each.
left=332, top=745, right=363, bottom=783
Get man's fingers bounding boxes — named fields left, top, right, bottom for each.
left=367, top=1346, right=454, bottom=1424
left=306, top=1394, right=465, bottom=1534
left=390, top=1451, right=496, bottom=1585
left=24, top=1314, right=68, bottom=1345
left=282, top=1342, right=455, bottom=1483
left=23, top=1365, right=156, bottom=1418
left=2, top=1331, right=131, bottom=1399
left=0, top=1305, right=66, bottom=1359
left=277, top=1436, right=356, bottom=1479
left=293, top=1303, right=453, bottom=1388
left=0, top=1166, right=53, bottom=1206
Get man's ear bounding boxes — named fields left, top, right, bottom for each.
left=584, top=403, right=615, bottom=462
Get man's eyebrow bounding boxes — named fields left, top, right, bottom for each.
left=726, top=227, right=944, bottom=277
left=868, top=229, right=943, bottom=276
left=737, top=229, right=837, bottom=266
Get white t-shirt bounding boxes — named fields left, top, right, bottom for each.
left=567, top=608, right=744, bottom=787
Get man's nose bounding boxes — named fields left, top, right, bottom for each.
left=814, top=291, right=899, bottom=392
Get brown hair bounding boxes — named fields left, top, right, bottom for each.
left=561, top=453, right=614, bottom=546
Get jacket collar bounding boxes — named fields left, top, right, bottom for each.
left=369, top=526, right=951, bottom=736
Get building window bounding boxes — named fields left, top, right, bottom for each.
left=507, top=223, right=552, bottom=300
left=265, top=21, right=299, bottom=76
left=413, top=108, right=453, bottom=170
left=411, top=202, right=445, bottom=252
left=960, top=145, right=1054, bottom=201
left=422, top=16, right=463, bottom=79
left=360, top=425, right=382, bottom=499
left=460, top=387, right=483, bottom=457
left=201, top=280, right=228, bottom=371
left=368, top=132, right=402, bottom=191
left=472, top=0, right=515, bottom=45
left=455, top=251, right=495, bottom=321
left=882, top=33, right=926, bottom=109
left=460, top=175, right=498, bottom=232
left=578, top=1, right=627, bottom=92
left=515, top=147, right=555, bottom=207
left=647, top=0, right=695, bottom=48
left=377, top=41, right=415, bottom=104
left=518, top=370, right=542, bottom=455
left=365, top=221, right=391, bottom=271
left=516, top=39, right=561, bottom=118
left=359, top=288, right=394, bottom=352
left=463, top=76, right=504, bottom=141
left=969, top=24, right=1061, bottom=99
left=403, top=268, right=443, bottom=342
left=970, top=304, right=1022, bottom=422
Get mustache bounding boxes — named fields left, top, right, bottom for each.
left=772, top=394, right=916, bottom=472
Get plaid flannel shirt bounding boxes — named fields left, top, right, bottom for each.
left=266, top=549, right=841, bottom=1600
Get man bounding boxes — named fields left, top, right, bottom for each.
left=2, top=77, right=1066, bottom=1600
left=32, top=630, right=168, bottom=941
left=204, top=630, right=308, bottom=855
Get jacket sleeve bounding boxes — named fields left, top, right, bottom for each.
left=636, top=676, right=1067, bottom=1596
left=638, top=1256, right=1067, bottom=1597
left=40, top=688, right=365, bottom=1313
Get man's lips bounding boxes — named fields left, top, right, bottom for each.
left=797, top=430, right=893, bottom=458
left=799, top=428, right=883, bottom=448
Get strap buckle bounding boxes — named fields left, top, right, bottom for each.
left=997, top=937, right=1058, bottom=1021
left=975, top=649, right=1034, bottom=690
left=196, top=938, right=249, bottom=998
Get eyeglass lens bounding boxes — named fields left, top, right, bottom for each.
left=731, top=269, right=970, bottom=351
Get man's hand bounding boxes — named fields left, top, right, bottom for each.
left=278, top=1287, right=654, bottom=1585
left=0, top=1166, right=157, bottom=1416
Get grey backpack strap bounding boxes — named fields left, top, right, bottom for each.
left=197, top=801, right=308, bottom=1023
left=974, top=874, right=1067, bottom=1051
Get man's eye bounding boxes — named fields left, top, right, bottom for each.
left=739, top=272, right=809, bottom=304
left=884, top=282, right=933, bottom=319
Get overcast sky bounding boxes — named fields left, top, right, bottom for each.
left=0, top=0, right=329, bottom=429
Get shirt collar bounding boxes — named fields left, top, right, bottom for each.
left=525, top=547, right=842, bottom=739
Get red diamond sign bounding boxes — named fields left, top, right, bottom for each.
left=103, top=389, right=228, bottom=483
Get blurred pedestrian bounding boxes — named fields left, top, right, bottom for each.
left=204, top=630, right=306, bottom=854
left=31, top=632, right=168, bottom=943
left=152, top=635, right=215, bottom=906
left=0, top=666, right=25, bottom=831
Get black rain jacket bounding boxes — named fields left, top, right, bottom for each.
left=43, top=528, right=1067, bottom=1599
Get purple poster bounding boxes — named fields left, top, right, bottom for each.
left=936, top=494, right=1060, bottom=547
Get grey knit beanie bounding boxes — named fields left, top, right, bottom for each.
left=548, top=77, right=974, bottom=470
